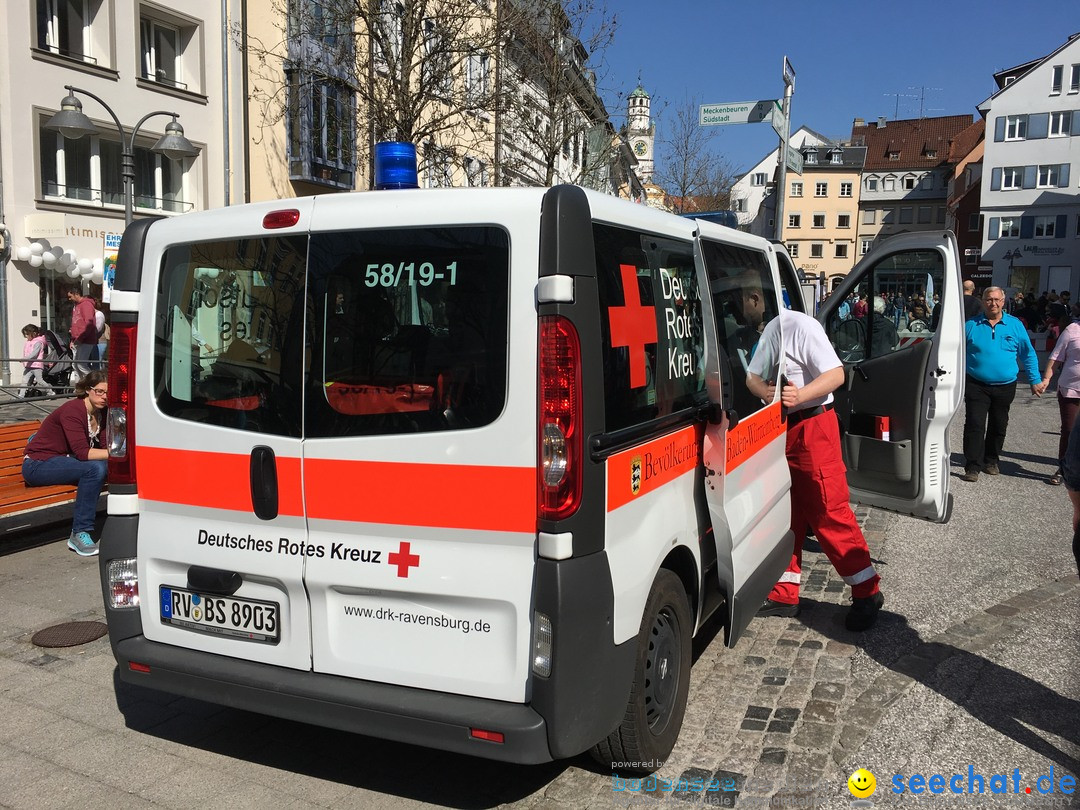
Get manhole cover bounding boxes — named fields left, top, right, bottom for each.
left=31, top=621, right=108, bottom=648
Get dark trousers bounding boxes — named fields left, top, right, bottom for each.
left=963, top=376, right=1017, bottom=471
left=1057, top=394, right=1080, bottom=469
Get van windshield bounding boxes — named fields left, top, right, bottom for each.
left=305, top=226, right=510, bottom=437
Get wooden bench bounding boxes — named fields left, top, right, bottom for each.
left=0, top=421, right=81, bottom=516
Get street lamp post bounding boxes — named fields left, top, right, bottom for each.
left=45, top=85, right=201, bottom=227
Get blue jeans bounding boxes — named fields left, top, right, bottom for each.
left=22, top=456, right=107, bottom=534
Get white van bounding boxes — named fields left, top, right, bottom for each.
left=98, top=186, right=962, bottom=768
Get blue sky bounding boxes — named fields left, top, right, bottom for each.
left=596, top=1, right=1078, bottom=176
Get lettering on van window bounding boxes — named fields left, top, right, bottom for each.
left=193, top=529, right=419, bottom=576
left=725, top=402, right=785, bottom=472
left=660, top=268, right=698, bottom=381
left=364, top=261, right=458, bottom=288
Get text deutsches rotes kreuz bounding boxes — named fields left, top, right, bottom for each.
left=660, top=270, right=698, bottom=379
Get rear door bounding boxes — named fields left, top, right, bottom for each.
left=696, top=228, right=791, bottom=645
left=300, top=191, right=538, bottom=702
left=815, top=231, right=964, bottom=522
left=136, top=201, right=314, bottom=669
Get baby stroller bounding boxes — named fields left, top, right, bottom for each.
left=40, top=329, right=75, bottom=391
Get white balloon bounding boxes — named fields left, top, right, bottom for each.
left=42, top=252, right=57, bottom=269
left=61, top=250, right=77, bottom=268
left=80, top=264, right=94, bottom=278
left=91, top=268, right=104, bottom=284
left=67, top=266, right=81, bottom=278
left=28, top=255, right=43, bottom=268
left=77, top=258, right=93, bottom=273
left=29, top=242, right=44, bottom=256
left=16, top=246, right=31, bottom=262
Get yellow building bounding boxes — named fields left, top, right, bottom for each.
left=781, top=144, right=866, bottom=289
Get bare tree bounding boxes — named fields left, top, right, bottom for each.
left=653, top=95, right=739, bottom=214
left=241, top=0, right=505, bottom=189
left=496, top=0, right=617, bottom=187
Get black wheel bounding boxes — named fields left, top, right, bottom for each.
left=590, top=569, right=691, bottom=772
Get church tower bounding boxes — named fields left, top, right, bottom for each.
left=627, top=85, right=654, bottom=183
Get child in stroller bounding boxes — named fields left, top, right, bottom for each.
left=32, top=329, right=76, bottom=394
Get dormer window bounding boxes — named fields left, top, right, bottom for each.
left=888, top=151, right=900, bottom=161
left=803, top=148, right=818, bottom=165
left=828, top=149, right=842, bottom=165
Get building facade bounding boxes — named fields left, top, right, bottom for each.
left=0, top=0, right=238, bottom=383
left=781, top=144, right=866, bottom=287
left=850, top=114, right=972, bottom=261
left=977, top=33, right=1080, bottom=298
left=944, top=120, right=986, bottom=287
left=730, top=126, right=829, bottom=234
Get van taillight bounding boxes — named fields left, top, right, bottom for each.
left=539, top=315, right=582, bottom=520
left=106, top=322, right=137, bottom=486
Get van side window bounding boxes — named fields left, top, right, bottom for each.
left=593, top=224, right=704, bottom=432
left=824, top=250, right=945, bottom=363
left=305, top=226, right=510, bottom=436
left=698, top=241, right=780, bottom=419
left=154, top=236, right=308, bottom=437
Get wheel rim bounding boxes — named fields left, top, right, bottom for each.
left=643, top=605, right=681, bottom=732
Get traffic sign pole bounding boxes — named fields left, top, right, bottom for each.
left=775, top=57, right=795, bottom=243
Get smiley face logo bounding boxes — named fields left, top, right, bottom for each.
left=848, top=769, right=876, bottom=798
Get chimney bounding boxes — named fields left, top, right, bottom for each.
left=877, top=116, right=887, bottom=128
left=853, top=117, right=865, bottom=128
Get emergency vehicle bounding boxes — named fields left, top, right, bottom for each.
left=98, top=185, right=962, bottom=769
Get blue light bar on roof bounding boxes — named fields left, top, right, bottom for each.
left=374, top=141, right=419, bottom=190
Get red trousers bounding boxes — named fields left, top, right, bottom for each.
left=768, top=410, right=880, bottom=605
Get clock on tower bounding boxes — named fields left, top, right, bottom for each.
left=633, top=140, right=648, bottom=157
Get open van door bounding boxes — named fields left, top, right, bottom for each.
left=815, top=231, right=964, bottom=522
left=696, top=228, right=793, bottom=646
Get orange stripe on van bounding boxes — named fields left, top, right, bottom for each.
left=137, top=446, right=304, bottom=515
left=725, top=402, right=785, bottom=473
left=607, top=425, right=701, bottom=511
left=304, top=459, right=535, bottom=532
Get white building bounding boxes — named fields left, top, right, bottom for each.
left=729, top=126, right=829, bottom=234
left=0, top=0, right=241, bottom=383
left=977, top=32, right=1080, bottom=297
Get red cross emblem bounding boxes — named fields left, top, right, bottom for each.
left=388, top=541, right=421, bottom=578
left=608, top=263, right=657, bottom=388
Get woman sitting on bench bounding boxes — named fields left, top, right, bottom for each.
left=22, top=371, right=109, bottom=557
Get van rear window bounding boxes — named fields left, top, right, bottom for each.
left=155, top=235, right=308, bottom=437
left=152, top=227, right=509, bottom=438
left=305, top=226, right=509, bottom=436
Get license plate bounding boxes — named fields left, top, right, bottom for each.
left=160, top=586, right=279, bottom=644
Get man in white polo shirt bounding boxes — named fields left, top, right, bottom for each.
left=747, top=308, right=884, bottom=631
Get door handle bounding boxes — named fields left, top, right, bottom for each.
left=250, top=445, right=279, bottom=521
left=933, top=366, right=948, bottom=378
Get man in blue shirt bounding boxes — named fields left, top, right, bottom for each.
left=961, top=287, right=1047, bottom=482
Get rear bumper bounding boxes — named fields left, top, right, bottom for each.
left=112, top=635, right=553, bottom=763
left=100, top=512, right=634, bottom=765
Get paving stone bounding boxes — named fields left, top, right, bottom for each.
left=825, top=640, right=857, bottom=657
left=794, top=721, right=835, bottom=749
left=802, top=699, right=838, bottom=724
left=773, top=707, right=801, bottom=721
left=800, top=639, right=824, bottom=650
left=740, top=719, right=766, bottom=731
left=766, top=719, right=794, bottom=733
left=744, top=705, right=771, bottom=720
left=742, top=655, right=766, bottom=667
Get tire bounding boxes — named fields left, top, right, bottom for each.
left=590, top=569, right=691, bottom=773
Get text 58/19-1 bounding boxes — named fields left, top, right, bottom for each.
left=365, top=262, right=458, bottom=288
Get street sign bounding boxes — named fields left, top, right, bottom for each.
left=770, top=101, right=786, bottom=138
left=699, top=100, right=777, bottom=127
left=783, top=56, right=796, bottom=90
left=785, top=145, right=803, bottom=175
